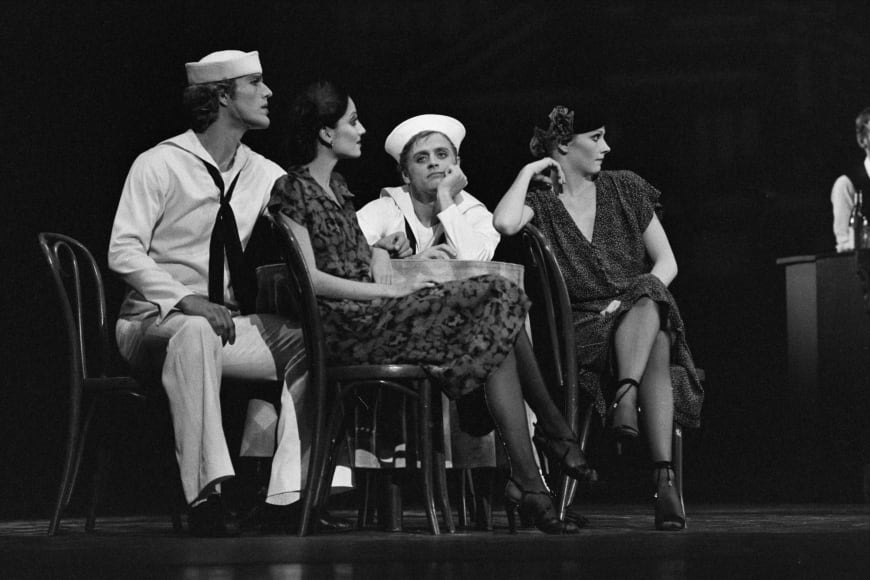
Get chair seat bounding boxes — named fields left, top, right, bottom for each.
left=328, top=364, right=430, bottom=382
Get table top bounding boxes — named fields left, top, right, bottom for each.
left=389, top=259, right=524, bottom=287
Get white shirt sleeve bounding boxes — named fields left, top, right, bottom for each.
left=831, top=174, right=855, bottom=253
left=356, top=196, right=406, bottom=246
left=108, top=152, right=194, bottom=321
left=437, top=193, right=501, bottom=261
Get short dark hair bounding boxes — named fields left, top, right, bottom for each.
left=530, top=103, right=607, bottom=159
left=182, top=79, right=237, bottom=133
left=286, top=80, right=349, bottom=166
left=397, top=130, right=459, bottom=176
left=856, top=107, right=870, bottom=147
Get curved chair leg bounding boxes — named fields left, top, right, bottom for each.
left=673, top=423, right=686, bottom=529
left=357, top=470, right=374, bottom=529
left=459, top=469, right=471, bottom=527
left=417, top=379, right=440, bottom=535
left=86, top=439, right=111, bottom=532
left=434, top=451, right=455, bottom=533
left=48, top=429, right=80, bottom=536
left=299, top=397, right=345, bottom=536
left=557, top=405, right=594, bottom=520
left=432, top=394, right=454, bottom=533
left=48, top=399, right=96, bottom=536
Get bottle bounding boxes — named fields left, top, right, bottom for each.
left=850, top=190, right=868, bottom=250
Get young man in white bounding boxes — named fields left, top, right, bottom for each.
left=109, top=50, right=350, bottom=536
left=831, top=107, right=870, bottom=252
left=356, top=114, right=500, bottom=261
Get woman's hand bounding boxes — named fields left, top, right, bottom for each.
left=600, top=299, right=621, bottom=316
left=526, top=157, right=566, bottom=188
left=391, top=279, right=438, bottom=297
left=374, top=231, right=412, bottom=258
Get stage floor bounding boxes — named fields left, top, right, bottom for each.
left=1, top=504, right=868, bottom=579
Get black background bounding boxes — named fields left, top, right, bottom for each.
left=3, top=1, right=869, bottom=519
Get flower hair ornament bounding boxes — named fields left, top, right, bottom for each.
left=530, top=105, right=575, bottom=158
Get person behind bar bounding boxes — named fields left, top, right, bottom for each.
left=493, top=103, right=704, bottom=531
left=356, top=114, right=499, bottom=264
left=269, top=80, right=594, bottom=534
left=831, top=107, right=870, bottom=252
left=108, top=50, right=351, bottom=536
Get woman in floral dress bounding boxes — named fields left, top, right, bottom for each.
left=494, top=105, right=704, bottom=531
left=269, top=81, right=587, bottom=534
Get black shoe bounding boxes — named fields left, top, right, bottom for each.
left=564, top=504, right=590, bottom=528
left=504, top=478, right=580, bottom=535
left=188, top=495, right=240, bottom=537
left=316, top=510, right=354, bottom=532
left=253, top=502, right=354, bottom=534
left=532, top=424, right=592, bottom=481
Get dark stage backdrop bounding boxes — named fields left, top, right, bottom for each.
left=3, top=1, right=869, bottom=519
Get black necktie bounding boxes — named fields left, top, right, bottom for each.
left=204, top=162, right=256, bottom=314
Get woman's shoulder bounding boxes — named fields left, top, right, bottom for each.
left=603, top=170, right=660, bottom=198
left=602, top=169, right=648, bottom=187
left=601, top=170, right=662, bottom=222
left=277, top=165, right=308, bottom=185
left=271, top=166, right=317, bottom=200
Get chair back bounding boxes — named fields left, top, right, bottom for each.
left=520, top=224, right=580, bottom=432
left=38, top=233, right=112, bottom=386
left=263, top=214, right=327, bottom=383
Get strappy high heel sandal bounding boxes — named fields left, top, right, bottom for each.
left=504, top=478, right=581, bottom=535
left=653, top=461, right=686, bottom=531
left=532, top=424, right=591, bottom=481
left=609, top=378, right=640, bottom=439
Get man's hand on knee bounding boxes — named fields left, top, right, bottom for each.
left=177, top=295, right=236, bottom=345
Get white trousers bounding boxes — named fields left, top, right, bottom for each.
left=116, top=312, right=352, bottom=505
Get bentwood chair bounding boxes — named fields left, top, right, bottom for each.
left=38, top=232, right=182, bottom=536
left=265, top=214, right=454, bottom=536
left=520, top=224, right=692, bottom=519
left=520, top=224, right=595, bottom=519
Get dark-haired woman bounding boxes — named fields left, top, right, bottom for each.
left=269, top=81, right=587, bottom=534
left=493, top=105, right=703, bottom=531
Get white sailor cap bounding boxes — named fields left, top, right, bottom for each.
left=384, top=114, right=466, bottom=162
left=185, top=50, right=262, bottom=85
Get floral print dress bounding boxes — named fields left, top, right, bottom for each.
left=526, top=170, right=704, bottom=428
left=269, top=166, right=530, bottom=400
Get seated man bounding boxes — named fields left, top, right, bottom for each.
left=109, top=50, right=350, bottom=536
left=356, top=114, right=500, bottom=261
left=831, top=106, right=870, bottom=252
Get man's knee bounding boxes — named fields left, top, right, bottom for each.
left=166, top=315, right=222, bottom=355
